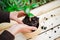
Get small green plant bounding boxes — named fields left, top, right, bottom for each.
left=0, top=0, right=53, bottom=18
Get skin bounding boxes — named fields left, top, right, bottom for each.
left=10, top=11, right=25, bottom=23
left=7, top=11, right=37, bottom=35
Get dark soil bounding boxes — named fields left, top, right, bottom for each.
left=22, top=15, right=39, bottom=32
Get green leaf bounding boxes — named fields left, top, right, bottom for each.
left=31, top=0, right=36, bottom=3
left=0, top=0, right=53, bottom=18
left=27, top=13, right=34, bottom=18
left=31, top=3, right=39, bottom=8
left=24, top=0, right=30, bottom=5
left=0, top=1, right=6, bottom=7
left=25, top=7, right=30, bottom=14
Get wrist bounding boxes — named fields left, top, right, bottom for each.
left=7, top=26, right=18, bottom=35
left=7, top=28, right=16, bottom=35
left=10, top=11, right=17, bottom=20
left=7, top=24, right=22, bottom=35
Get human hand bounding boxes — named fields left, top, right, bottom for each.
left=10, top=11, right=25, bottom=23
left=7, top=24, right=37, bottom=35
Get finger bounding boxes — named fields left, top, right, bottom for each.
left=18, top=11, right=26, bottom=17
left=20, top=29, right=32, bottom=33
left=26, top=26, right=37, bottom=30
left=14, top=18, right=23, bottom=24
